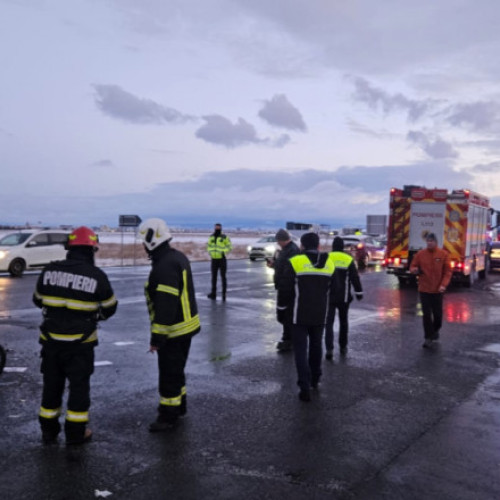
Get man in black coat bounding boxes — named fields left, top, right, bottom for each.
left=267, top=229, right=300, bottom=351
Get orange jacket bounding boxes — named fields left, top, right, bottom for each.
left=410, top=247, right=452, bottom=293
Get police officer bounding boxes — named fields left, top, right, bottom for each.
left=139, top=218, right=201, bottom=431
left=33, top=226, right=117, bottom=445
left=206, top=223, right=232, bottom=301
left=325, top=236, right=363, bottom=359
left=267, top=228, right=300, bottom=351
left=277, top=232, right=335, bottom=402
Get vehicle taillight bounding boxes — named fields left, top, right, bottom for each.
left=394, top=257, right=401, bottom=266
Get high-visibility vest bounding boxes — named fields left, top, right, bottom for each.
left=207, top=234, right=232, bottom=259
left=288, top=253, right=335, bottom=325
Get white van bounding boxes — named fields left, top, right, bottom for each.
left=0, top=230, right=69, bottom=277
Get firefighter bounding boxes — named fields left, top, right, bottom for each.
left=277, top=232, right=335, bottom=402
left=206, top=223, right=232, bottom=301
left=325, top=236, right=363, bottom=358
left=33, top=226, right=117, bottom=445
left=139, top=218, right=201, bottom=431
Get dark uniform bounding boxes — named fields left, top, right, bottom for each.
left=325, top=247, right=363, bottom=357
left=33, top=243, right=117, bottom=445
left=273, top=239, right=300, bottom=349
left=145, top=242, right=200, bottom=428
left=206, top=224, right=232, bottom=301
left=277, top=235, right=335, bottom=401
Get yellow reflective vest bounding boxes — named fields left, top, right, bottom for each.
left=207, top=234, right=232, bottom=259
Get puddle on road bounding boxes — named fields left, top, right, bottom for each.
left=478, top=343, right=500, bottom=354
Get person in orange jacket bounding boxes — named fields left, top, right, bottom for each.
left=409, top=233, right=452, bottom=348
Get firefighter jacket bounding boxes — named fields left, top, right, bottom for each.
left=410, top=247, right=452, bottom=293
left=277, top=251, right=335, bottom=326
left=145, top=243, right=200, bottom=347
left=273, top=240, right=300, bottom=290
left=328, top=251, right=363, bottom=304
left=207, top=233, right=232, bottom=259
left=32, top=251, right=117, bottom=346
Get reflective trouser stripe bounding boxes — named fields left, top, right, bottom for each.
left=66, top=410, right=89, bottom=423
left=160, top=395, right=182, bottom=407
left=39, top=406, right=62, bottom=419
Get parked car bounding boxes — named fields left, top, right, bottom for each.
left=247, top=234, right=299, bottom=261
left=488, top=241, right=500, bottom=272
left=341, top=235, right=386, bottom=268
left=0, top=229, right=69, bottom=277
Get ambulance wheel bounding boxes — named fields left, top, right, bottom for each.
left=8, top=259, right=25, bottom=277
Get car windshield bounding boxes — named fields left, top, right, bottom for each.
left=257, top=236, right=275, bottom=243
left=0, top=232, right=32, bottom=246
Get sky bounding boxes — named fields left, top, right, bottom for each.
left=1, top=0, right=500, bottom=229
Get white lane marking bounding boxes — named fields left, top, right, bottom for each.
left=3, top=367, right=27, bottom=373
left=113, top=341, right=136, bottom=346
left=94, top=361, right=113, bottom=366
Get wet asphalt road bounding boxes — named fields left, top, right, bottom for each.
left=1, top=260, right=500, bottom=500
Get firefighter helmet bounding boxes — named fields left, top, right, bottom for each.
left=139, top=218, right=172, bottom=252
left=67, top=226, right=99, bottom=248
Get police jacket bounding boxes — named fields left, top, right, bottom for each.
left=328, top=251, right=363, bottom=304
left=33, top=249, right=117, bottom=347
left=277, top=251, right=335, bottom=326
left=145, top=242, right=200, bottom=347
left=273, top=240, right=300, bottom=290
left=207, top=232, right=232, bottom=259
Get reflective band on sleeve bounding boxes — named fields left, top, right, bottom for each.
left=160, top=395, right=182, bottom=407
left=39, top=406, right=62, bottom=419
left=100, top=295, right=117, bottom=308
left=66, top=410, right=89, bottom=423
left=181, top=386, right=187, bottom=396
left=157, top=284, right=179, bottom=296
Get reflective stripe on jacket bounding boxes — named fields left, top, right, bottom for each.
left=33, top=255, right=117, bottom=346
left=145, top=244, right=200, bottom=346
left=328, top=251, right=363, bottom=303
left=278, top=251, right=335, bottom=326
left=207, top=234, right=232, bottom=259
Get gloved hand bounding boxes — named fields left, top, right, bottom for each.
left=276, top=307, right=287, bottom=324
left=355, top=293, right=363, bottom=301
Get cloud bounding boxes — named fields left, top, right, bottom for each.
left=93, top=84, right=195, bottom=125
left=90, top=159, right=114, bottom=167
left=0, top=164, right=480, bottom=227
left=472, top=161, right=500, bottom=173
left=351, top=77, right=434, bottom=121
left=258, top=94, right=307, bottom=131
left=445, top=101, right=500, bottom=134
left=407, top=130, right=458, bottom=159
left=346, top=119, right=396, bottom=139
left=195, top=114, right=290, bottom=148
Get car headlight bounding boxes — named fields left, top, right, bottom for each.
left=0, top=250, right=8, bottom=260
left=265, top=245, right=275, bottom=253
left=247, top=246, right=252, bottom=252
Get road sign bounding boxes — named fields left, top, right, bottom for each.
left=119, top=215, right=142, bottom=227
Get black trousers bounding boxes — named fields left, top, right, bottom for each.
left=292, top=324, right=323, bottom=391
left=39, top=345, right=94, bottom=441
left=281, top=306, right=294, bottom=342
left=420, top=292, right=443, bottom=339
left=210, top=258, right=227, bottom=295
left=324, top=302, right=350, bottom=351
left=156, top=335, right=192, bottom=421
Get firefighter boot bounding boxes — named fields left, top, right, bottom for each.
left=207, top=291, right=216, bottom=300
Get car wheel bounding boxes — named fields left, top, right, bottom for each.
left=249, top=257, right=256, bottom=261
left=8, top=258, right=26, bottom=277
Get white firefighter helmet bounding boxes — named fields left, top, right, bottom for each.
left=139, top=218, right=172, bottom=252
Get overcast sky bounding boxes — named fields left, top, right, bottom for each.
left=1, top=0, right=500, bottom=228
